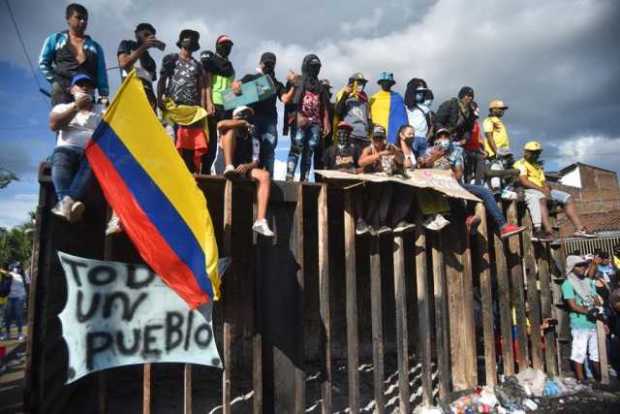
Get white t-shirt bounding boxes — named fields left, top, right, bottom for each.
left=406, top=104, right=431, bottom=139
left=52, top=103, right=104, bottom=148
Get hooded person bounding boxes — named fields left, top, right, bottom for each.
left=284, top=54, right=331, bottom=181
left=201, top=35, right=236, bottom=174
left=435, top=86, right=476, bottom=143
left=404, top=77, right=435, bottom=158
left=334, top=72, right=370, bottom=152
left=322, top=121, right=360, bottom=172
left=369, top=72, right=408, bottom=145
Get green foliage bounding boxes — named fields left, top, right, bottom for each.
left=0, top=212, right=35, bottom=270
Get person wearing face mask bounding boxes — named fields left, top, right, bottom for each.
left=404, top=78, right=435, bottom=158
left=322, top=122, right=361, bottom=172
left=483, top=99, right=511, bottom=159
left=48, top=73, right=104, bottom=222
left=369, top=72, right=408, bottom=145
left=335, top=73, right=371, bottom=153
left=418, top=129, right=525, bottom=239
left=117, top=23, right=164, bottom=110
left=514, top=141, right=595, bottom=241
left=435, top=86, right=476, bottom=144
left=284, top=54, right=332, bottom=181
left=200, top=35, right=236, bottom=174
left=39, top=3, right=109, bottom=106
left=463, top=101, right=486, bottom=184
left=238, top=52, right=297, bottom=176
left=314, top=79, right=336, bottom=171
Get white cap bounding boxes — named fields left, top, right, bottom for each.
left=233, top=106, right=253, bottom=118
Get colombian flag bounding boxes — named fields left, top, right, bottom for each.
left=86, top=71, right=220, bottom=309
left=369, top=90, right=408, bottom=144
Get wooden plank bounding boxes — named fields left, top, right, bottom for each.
left=535, top=243, right=558, bottom=377
left=475, top=204, right=497, bottom=386
left=293, top=185, right=306, bottom=414
left=522, top=211, right=543, bottom=371
left=597, top=321, right=610, bottom=384
left=460, top=215, right=478, bottom=387
left=369, top=237, right=385, bottom=413
left=494, top=202, right=515, bottom=376
left=142, top=364, right=151, bottom=414
left=344, top=189, right=360, bottom=413
left=432, top=232, right=450, bottom=398
left=99, top=372, right=107, bottom=414
left=222, top=180, right=233, bottom=414
left=506, top=201, right=529, bottom=370
left=317, top=184, right=332, bottom=414
left=414, top=212, right=433, bottom=406
left=184, top=364, right=192, bottom=414
left=393, top=235, right=410, bottom=414
left=251, top=190, right=263, bottom=414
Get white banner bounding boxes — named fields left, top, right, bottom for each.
left=58, top=251, right=222, bottom=384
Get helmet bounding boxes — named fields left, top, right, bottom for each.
left=524, top=141, right=542, bottom=151
left=489, top=99, right=508, bottom=110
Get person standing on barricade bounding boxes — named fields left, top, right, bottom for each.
left=335, top=73, right=371, bottom=154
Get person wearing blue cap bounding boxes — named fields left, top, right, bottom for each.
left=48, top=73, right=104, bottom=223
left=369, top=72, right=408, bottom=144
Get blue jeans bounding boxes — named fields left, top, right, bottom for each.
left=412, top=136, right=428, bottom=159
left=51, top=146, right=92, bottom=201
left=461, top=183, right=507, bottom=228
left=287, top=123, right=321, bottom=181
left=254, top=116, right=278, bottom=177
left=4, top=297, right=25, bottom=334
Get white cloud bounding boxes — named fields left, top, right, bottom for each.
left=552, top=135, right=620, bottom=172
left=0, top=192, right=37, bottom=228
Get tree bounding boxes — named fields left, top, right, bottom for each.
left=0, top=167, right=19, bottom=189
left=0, top=212, right=34, bottom=270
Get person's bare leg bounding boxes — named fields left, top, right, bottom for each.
left=574, top=361, right=585, bottom=381
left=539, top=197, right=553, bottom=233
left=221, top=130, right=236, bottom=167
left=564, top=199, right=584, bottom=230
left=251, top=169, right=271, bottom=221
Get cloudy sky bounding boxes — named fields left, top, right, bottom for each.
left=0, top=0, right=619, bottom=227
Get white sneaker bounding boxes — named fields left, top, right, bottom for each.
left=423, top=214, right=450, bottom=231
left=501, top=189, right=518, bottom=200
left=105, top=213, right=123, bottom=236
left=252, top=219, right=274, bottom=237
left=69, top=200, right=85, bottom=222
left=51, top=196, right=73, bottom=221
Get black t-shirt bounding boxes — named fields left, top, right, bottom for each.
left=160, top=54, right=202, bottom=106
left=117, top=40, right=157, bottom=82
left=323, top=144, right=360, bottom=171
left=241, top=72, right=285, bottom=122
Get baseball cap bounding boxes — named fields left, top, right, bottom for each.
left=233, top=106, right=253, bottom=118
left=565, top=255, right=589, bottom=276
left=372, top=125, right=386, bottom=137
left=489, top=99, right=508, bottom=110
left=337, top=121, right=353, bottom=131
left=216, top=34, right=233, bottom=45
left=71, top=73, right=95, bottom=87
left=260, top=52, right=276, bottom=64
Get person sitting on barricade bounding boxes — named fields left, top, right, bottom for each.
left=357, top=125, right=414, bottom=235
left=48, top=73, right=103, bottom=223
left=322, top=122, right=361, bottom=173
left=514, top=141, right=595, bottom=242
left=215, top=106, right=273, bottom=237
left=418, top=128, right=524, bottom=239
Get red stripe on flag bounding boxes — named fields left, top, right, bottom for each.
left=86, top=143, right=210, bottom=308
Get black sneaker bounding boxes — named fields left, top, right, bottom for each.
left=356, top=219, right=370, bottom=236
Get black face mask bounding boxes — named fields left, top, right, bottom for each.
left=216, top=42, right=232, bottom=58
left=307, top=64, right=321, bottom=78
left=262, top=62, right=275, bottom=74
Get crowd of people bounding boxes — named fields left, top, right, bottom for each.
left=39, top=3, right=597, bottom=243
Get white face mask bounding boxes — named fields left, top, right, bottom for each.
left=423, top=99, right=433, bottom=106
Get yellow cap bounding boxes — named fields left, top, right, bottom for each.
left=489, top=99, right=508, bottom=110
left=524, top=141, right=542, bottom=151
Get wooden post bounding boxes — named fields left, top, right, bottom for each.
left=475, top=204, right=497, bottom=386
left=432, top=232, right=450, bottom=398
left=252, top=187, right=263, bottom=414
left=460, top=217, right=478, bottom=387
left=522, top=211, right=543, bottom=371
left=369, top=236, right=385, bottom=413
left=393, top=235, right=410, bottom=414
left=142, top=365, right=151, bottom=414
left=494, top=202, right=514, bottom=376
left=318, top=184, right=332, bottom=413
left=506, top=201, right=529, bottom=370
left=344, top=189, right=360, bottom=413
left=222, top=180, right=233, bottom=414
left=293, top=185, right=306, bottom=414
left=414, top=212, right=433, bottom=406
left=184, top=364, right=192, bottom=414
left=597, top=321, right=610, bottom=384
left=536, top=243, right=558, bottom=376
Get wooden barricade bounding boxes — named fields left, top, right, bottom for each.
left=26, top=170, right=569, bottom=413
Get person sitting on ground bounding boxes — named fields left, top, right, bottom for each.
left=158, top=29, right=211, bottom=174
left=39, top=3, right=108, bottom=106
left=435, top=86, right=476, bottom=145
left=334, top=73, right=371, bottom=153
left=215, top=106, right=273, bottom=237
left=514, top=141, right=595, bottom=241
left=561, top=255, right=603, bottom=382
left=48, top=73, right=103, bottom=223
left=417, top=128, right=525, bottom=239
left=357, top=125, right=414, bottom=235
left=117, top=23, right=164, bottom=110
left=322, top=122, right=361, bottom=173
left=404, top=77, right=435, bottom=158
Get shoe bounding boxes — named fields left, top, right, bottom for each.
left=252, top=219, right=274, bottom=237
left=393, top=221, right=415, bottom=233
left=356, top=219, right=370, bottom=235
left=51, top=196, right=72, bottom=221
left=105, top=213, right=123, bottom=236
left=531, top=229, right=553, bottom=242
left=573, top=228, right=596, bottom=238
left=223, top=165, right=238, bottom=180
left=500, top=223, right=525, bottom=239
left=69, top=200, right=85, bottom=222
left=376, top=226, right=391, bottom=235
left=465, top=215, right=481, bottom=235
left=423, top=214, right=450, bottom=231
left=500, top=189, right=518, bottom=200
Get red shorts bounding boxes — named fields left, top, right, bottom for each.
left=176, top=126, right=208, bottom=172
